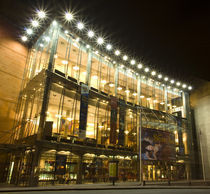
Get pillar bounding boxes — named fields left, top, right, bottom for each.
left=76, top=154, right=83, bottom=184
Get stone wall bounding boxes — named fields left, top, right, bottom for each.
left=0, top=18, right=28, bottom=143
left=190, top=80, right=210, bottom=180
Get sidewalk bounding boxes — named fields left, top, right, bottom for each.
left=0, top=181, right=210, bottom=192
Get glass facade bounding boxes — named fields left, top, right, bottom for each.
left=9, top=21, right=193, bottom=186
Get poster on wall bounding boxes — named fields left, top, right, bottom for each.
left=110, top=96, right=118, bottom=144
left=118, top=99, right=125, bottom=146
left=141, top=128, right=176, bottom=161
left=79, top=84, right=89, bottom=139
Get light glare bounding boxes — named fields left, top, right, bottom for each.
left=26, top=28, right=33, bottom=35
left=138, top=64, right=143, bottom=69
left=37, top=10, right=46, bottom=19
left=115, top=50, right=120, bottom=56
left=65, top=12, right=73, bottom=21
left=145, top=67, right=149, bottom=72
left=32, top=20, right=39, bottom=27
left=97, top=37, right=104, bottom=45
left=130, top=59, right=136, bottom=65
left=77, top=22, right=84, bottom=30
left=87, top=30, right=94, bottom=38
left=21, top=36, right=27, bottom=42
left=106, top=44, right=112, bottom=50
left=123, top=55, right=128, bottom=61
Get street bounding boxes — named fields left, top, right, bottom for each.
left=5, top=189, right=210, bottom=194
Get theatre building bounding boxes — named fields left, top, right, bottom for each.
left=4, top=11, right=198, bottom=186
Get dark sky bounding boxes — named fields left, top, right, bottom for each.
left=1, top=0, right=210, bottom=85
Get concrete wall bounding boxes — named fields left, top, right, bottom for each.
left=191, top=81, right=210, bottom=180
left=0, top=18, right=28, bottom=143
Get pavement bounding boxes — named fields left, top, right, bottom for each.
left=0, top=181, right=210, bottom=193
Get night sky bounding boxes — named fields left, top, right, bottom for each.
left=1, top=0, right=210, bottom=86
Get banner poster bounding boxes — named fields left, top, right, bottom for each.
left=110, top=96, right=118, bottom=144
left=177, top=117, right=185, bottom=155
left=141, top=128, right=176, bottom=161
left=79, top=84, right=89, bottom=139
left=109, top=160, right=118, bottom=178
left=55, top=154, right=67, bottom=175
left=118, top=99, right=125, bottom=146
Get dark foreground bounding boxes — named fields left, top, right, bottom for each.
left=5, top=189, right=210, bottom=194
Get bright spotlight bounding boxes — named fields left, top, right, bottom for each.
left=37, top=10, right=46, bottom=19
left=115, top=50, right=120, bottom=56
left=164, top=77, right=168, bottom=81
left=87, top=30, right=94, bottom=38
left=97, top=37, right=104, bottom=45
left=32, top=20, right=39, bottom=27
left=123, top=55, right=128, bottom=61
left=130, top=59, right=136, bottom=65
left=77, top=22, right=84, bottom=30
left=65, top=12, right=73, bottom=21
left=151, top=71, right=156, bottom=76
left=26, top=28, right=33, bottom=35
left=145, top=67, right=149, bottom=72
left=21, top=36, right=27, bottom=42
left=106, top=44, right=112, bottom=50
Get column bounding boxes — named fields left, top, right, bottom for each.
left=114, top=66, right=119, bottom=96
left=182, top=91, right=194, bottom=180
left=164, top=86, right=168, bottom=112
left=38, top=23, right=60, bottom=140
left=137, top=76, right=141, bottom=106
left=76, top=154, right=83, bottom=184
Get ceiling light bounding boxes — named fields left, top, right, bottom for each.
left=86, top=44, right=90, bottom=48
left=92, top=75, right=98, bottom=79
left=109, top=83, right=114, bottom=87
left=160, top=102, right=164, bottom=105
left=176, top=82, right=181, bottom=86
left=115, top=50, right=120, bottom=56
left=123, top=55, right=128, bottom=61
left=140, top=95, right=144, bottom=98
left=87, top=30, right=94, bottom=38
left=97, top=37, right=104, bottom=45
left=188, top=86, right=192, bottom=90
left=62, top=60, right=68, bottom=65
left=130, top=59, right=136, bottom=65
left=64, top=30, right=68, bottom=34
left=77, top=22, right=84, bottom=30
left=73, top=66, right=79, bottom=70
left=158, top=74, right=162, bottom=79
left=133, top=93, right=137, bottom=96
left=37, top=10, right=46, bottom=19
left=170, top=80, right=175, bottom=84
left=31, top=20, right=39, bottom=27
left=146, top=97, right=151, bottom=100
left=101, top=80, right=106, bottom=84
left=125, top=89, right=130, bottom=93
left=117, top=87, right=122, bottom=91
left=65, top=12, right=73, bottom=21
